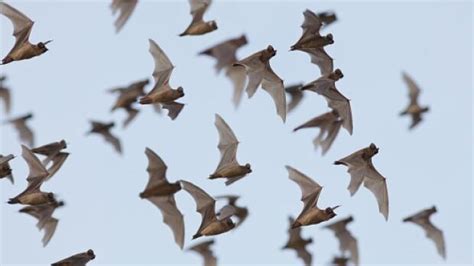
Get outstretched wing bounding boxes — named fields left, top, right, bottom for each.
left=419, top=221, right=446, bottom=259
left=22, top=145, right=49, bottom=185
left=225, top=66, right=246, bottom=108
left=180, top=180, right=216, bottom=231
left=101, top=131, right=122, bottom=154
left=148, top=195, right=185, bottom=249
left=144, top=147, right=168, bottom=190
left=13, top=120, right=34, bottom=147
left=262, top=66, right=287, bottom=122
left=285, top=84, right=304, bottom=113
left=214, top=114, right=239, bottom=170
left=327, top=96, right=353, bottom=135
left=296, top=248, right=312, bottom=266
left=189, top=0, right=211, bottom=23
left=363, top=162, right=389, bottom=220
left=402, top=72, right=420, bottom=104
left=45, top=152, right=69, bottom=181
left=110, top=0, right=138, bottom=33
left=148, top=39, right=174, bottom=90
left=286, top=166, right=322, bottom=214
left=0, top=88, right=11, bottom=113
left=0, top=2, right=34, bottom=54
left=294, top=9, right=322, bottom=45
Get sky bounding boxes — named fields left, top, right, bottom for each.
left=0, top=0, right=472, bottom=265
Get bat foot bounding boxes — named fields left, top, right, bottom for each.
left=192, top=233, right=202, bottom=239
left=7, top=198, right=18, bottom=204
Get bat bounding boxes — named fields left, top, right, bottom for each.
left=0, top=154, right=15, bottom=183
left=187, top=239, right=217, bottom=266
left=282, top=216, right=313, bottom=266
left=110, top=0, right=138, bottom=33
left=52, top=249, right=96, bottom=266
left=139, top=147, right=184, bottom=249
left=215, top=195, right=249, bottom=228
left=86, top=121, right=122, bottom=154
left=285, top=83, right=304, bottom=113
left=109, top=79, right=149, bottom=127
left=0, top=75, right=11, bottom=114
left=32, top=139, right=69, bottom=181
left=317, top=11, right=337, bottom=28
left=19, top=200, right=64, bottom=247
left=334, top=143, right=389, bottom=220
left=209, top=114, right=251, bottom=186
left=139, top=39, right=185, bottom=120
left=324, top=216, right=359, bottom=266
left=403, top=206, right=446, bottom=259
left=234, top=45, right=287, bottom=122
left=180, top=180, right=235, bottom=239
left=286, top=165, right=339, bottom=228
left=6, top=112, right=35, bottom=147
left=400, top=72, right=430, bottom=129
left=0, top=2, right=51, bottom=65
left=179, top=0, right=217, bottom=36
left=331, top=256, right=350, bottom=266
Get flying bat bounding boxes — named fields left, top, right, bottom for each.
left=233, top=45, right=287, bottom=122
left=139, top=147, right=184, bottom=249
left=400, top=72, right=430, bottom=129
left=403, top=206, right=446, bottom=259
left=286, top=165, right=339, bottom=228
left=0, top=154, right=15, bottom=183
left=0, top=2, right=51, bottom=65
left=301, top=69, right=352, bottom=135
left=19, top=200, right=64, bottom=247
left=179, top=0, right=217, bottom=36
left=209, top=114, right=252, bottom=186
left=32, top=139, right=69, bottom=181
left=5, top=112, right=35, bottom=147
left=199, top=35, right=248, bottom=107
left=290, top=9, right=334, bottom=75
left=180, top=180, right=235, bottom=239
left=139, top=39, right=185, bottom=120
left=110, top=0, right=138, bottom=33
left=293, top=110, right=343, bottom=155
left=324, top=216, right=359, bottom=266
left=0, top=75, right=11, bottom=114
left=8, top=145, right=55, bottom=206
left=334, top=143, right=389, bottom=220
left=317, top=11, right=337, bottom=28
left=52, top=249, right=96, bottom=266
left=187, top=239, right=217, bottom=266
left=86, top=121, right=122, bottom=154
left=285, top=83, right=304, bottom=113
left=282, top=216, right=313, bottom=266
left=215, top=195, right=248, bottom=228
left=109, top=78, right=149, bottom=127
left=331, top=256, right=350, bottom=266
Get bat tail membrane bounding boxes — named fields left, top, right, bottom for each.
left=7, top=197, right=19, bottom=204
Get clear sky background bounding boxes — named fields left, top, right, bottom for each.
left=0, top=0, right=472, bottom=265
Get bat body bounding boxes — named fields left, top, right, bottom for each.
left=234, top=45, right=287, bottom=122
left=140, top=39, right=185, bottom=120
left=282, top=216, right=313, bottom=266
left=87, top=121, right=122, bottom=154
left=52, top=249, right=96, bottom=266
left=400, top=72, right=430, bottom=129
left=0, top=2, right=51, bottom=65
left=180, top=0, right=217, bottom=36
left=180, top=180, right=235, bottom=239
left=209, top=114, right=251, bottom=186
left=215, top=195, right=248, bottom=228
left=286, top=166, right=339, bottom=228
left=139, top=147, right=184, bottom=249
left=20, top=200, right=64, bottom=246
left=32, top=139, right=69, bottom=181
left=6, top=112, right=35, bottom=147
left=403, top=206, right=446, bottom=259
left=188, top=239, right=217, bottom=266
left=0, top=75, right=11, bottom=114
left=0, top=154, right=15, bottom=183
left=334, top=143, right=389, bottom=220
left=325, top=216, right=359, bottom=265
left=110, top=79, right=149, bottom=127
left=110, top=0, right=138, bottom=33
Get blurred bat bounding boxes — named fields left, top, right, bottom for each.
left=400, top=72, right=429, bottom=129
left=285, top=83, right=304, bottom=113
left=110, top=0, right=138, bottom=33
left=86, top=121, right=122, bottom=154
left=215, top=195, right=248, bottom=228
left=20, top=200, right=64, bottom=246
left=187, top=239, right=217, bottom=266
left=318, top=11, right=337, bottom=28
left=109, top=79, right=149, bottom=127
left=179, top=0, right=217, bottom=36
left=325, top=216, right=359, bottom=265
left=5, top=112, right=35, bottom=147
left=0, top=154, right=15, bottom=183
left=0, top=75, right=11, bottom=114
left=282, top=216, right=313, bottom=266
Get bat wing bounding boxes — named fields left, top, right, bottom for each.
left=363, top=163, right=389, bottom=220
left=216, top=205, right=236, bottom=220
left=110, top=0, right=138, bottom=33
left=41, top=217, right=58, bottom=247
left=201, top=41, right=239, bottom=73
left=188, top=240, right=217, bottom=266
left=402, top=72, right=420, bottom=103
left=52, top=252, right=92, bottom=266
left=214, top=114, right=239, bottom=170
left=45, top=152, right=69, bottom=181
left=148, top=195, right=185, bottom=249
left=0, top=88, right=11, bottom=113
left=13, top=121, right=34, bottom=147
left=285, top=84, right=303, bottom=113
left=189, top=0, right=211, bottom=23
left=305, top=48, right=333, bottom=76
left=31, top=141, right=64, bottom=157
left=262, top=66, right=287, bottom=122
left=144, top=147, right=168, bottom=190
left=302, top=77, right=344, bottom=102
left=22, top=145, right=49, bottom=185
left=101, top=131, right=122, bottom=154
left=225, top=66, right=246, bottom=108
left=286, top=166, right=322, bottom=214
left=294, top=9, right=322, bottom=46
left=319, top=120, right=342, bottom=155
left=419, top=221, right=446, bottom=259
left=148, top=39, right=174, bottom=89
left=180, top=180, right=217, bottom=232
left=234, top=52, right=265, bottom=98
left=294, top=111, right=335, bottom=132
left=0, top=2, right=34, bottom=54
left=327, top=94, right=353, bottom=135
left=296, top=247, right=312, bottom=266
left=122, top=106, right=139, bottom=128
left=162, top=102, right=185, bottom=120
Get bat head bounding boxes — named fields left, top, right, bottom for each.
left=368, top=143, right=379, bottom=155
left=86, top=249, right=96, bottom=260
left=177, top=87, right=185, bottom=97
left=325, top=205, right=340, bottom=218
left=244, top=163, right=252, bottom=173
left=326, top=33, right=334, bottom=44
left=333, top=69, right=344, bottom=79
left=266, top=45, right=276, bottom=56
left=57, top=200, right=65, bottom=207
left=59, top=139, right=67, bottom=149
left=225, top=218, right=235, bottom=229
left=421, top=106, right=430, bottom=113
left=208, top=21, right=218, bottom=31
left=37, top=40, right=52, bottom=53
left=47, top=192, right=56, bottom=201
left=238, top=35, right=248, bottom=46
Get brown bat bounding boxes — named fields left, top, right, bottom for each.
left=32, top=139, right=69, bottom=181
left=403, top=206, right=446, bottom=259
left=0, top=154, right=15, bottom=183
left=180, top=180, right=235, bottom=239
left=187, top=239, right=217, bottom=266
left=301, top=69, right=352, bottom=135
left=400, top=72, right=430, bottom=129
left=139, top=39, right=185, bottom=120
left=86, top=121, right=122, bottom=154
left=0, top=2, right=51, bottom=65
left=325, top=216, right=359, bottom=266
left=209, top=114, right=251, bottom=186
left=293, top=110, right=343, bottom=155
left=179, top=0, right=217, bottom=36
left=334, top=143, right=389, bottom=220
left=290, top=9, right=334, bottom=75
left=109, top=79, right=149, bottom=127
left=331, top=256, right=350, bottom=266
left=286, top=166, right=339, bottom=228
left=52, top=249, right=96, bottom=266
left=233, top=45, right=287, bottom=122
left=6, top=112, right=35, bottom=147
left=8, top=145, right=55, bottom=206
left=215, top=195, right=248, bottom=228
left=139, top=147, right=184, bottom=249
left=0, top=75, right=11, bottom=114
left=317, top=11, right=337, bottom=28
left=285, top=83, right=304, bottom=113
left=199, top=35, right=248, bottom=107
left=282, top=216, right=313, bottom=266
left=110, top=0, right=138, bottom=33
left=19, top=200, right=64, bottom=247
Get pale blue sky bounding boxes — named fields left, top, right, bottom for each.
left=1, top=0, right=472, bottom=265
